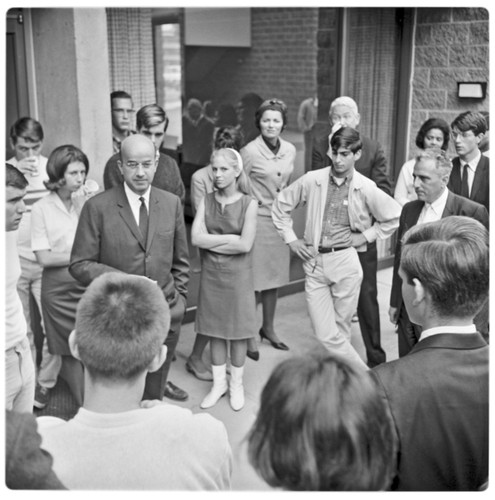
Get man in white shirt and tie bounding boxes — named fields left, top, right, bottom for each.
left=447, top=110, right=489, bottom=211
left=389, top=148, right=488, bottom=356
left=70, top=135, right=190, bottom=402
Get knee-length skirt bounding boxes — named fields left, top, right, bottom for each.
left=41, top=266, right=85, bottom=356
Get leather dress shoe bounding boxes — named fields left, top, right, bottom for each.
left=164, top=381, right=189, bottom=401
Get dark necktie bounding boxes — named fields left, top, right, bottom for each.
left=460, top=164, right=470, bottom=198
left=139, top=196, right=148, bottom=243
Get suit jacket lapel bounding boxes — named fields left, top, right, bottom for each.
left=449, top=158, right=462, bottom=193
left=470, top=156, right=487, bottom=202
left=406, top=201, right=424, bottom=230
left=441, top=190, right=455, bottom=218
left=116, top=184, right=146, bottom=251
left=147, top=188, right=160, bottom=250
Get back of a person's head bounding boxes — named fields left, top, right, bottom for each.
left=401, top=216, right=489, bottom=318
left=248, top=352, right=397, bottom=491
left=6, top=163, right=28, bottom=189
left=213, top=126, right=244, bottom=151
left=136, top=103, right=168, bottom=130
left=330, top=126, right=362, bottom=153
left=74, top=272, right=170, bottom=381
left=10, top=117, right=44, bottom=145
left=451, top=111, right=487, bottom=136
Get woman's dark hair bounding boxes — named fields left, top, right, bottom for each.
left=213, top=126, right=244, bottom=152
left=415, top=117, right=450, bottom=150
left=255, top=98, right=288, bottom=130
left=44, top=145, right=89, bottom=191
left=248, top=352, right=397, bottom=491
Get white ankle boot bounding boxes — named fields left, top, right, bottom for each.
left=229, top=365, right=245, bottom=411
left=200, top=364, right=228, bottom=409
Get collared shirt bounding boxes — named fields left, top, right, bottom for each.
left=112, top=130, right=134, bottom=155
left=419, top=324, right=477, bottom=342
left=272, top=168, right=401, bottom=253
left=460, top=150, right=481, bottom=196
left=7, top=155, right=49, bottom=261
left=417, top=187, right=449, bottom=225
left=31, top=192, right=79, bottom=254
left=124, top=182, right=151, bottom=227
left=319, top=173, right=352, bottom=248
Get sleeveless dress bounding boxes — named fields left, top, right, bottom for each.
left=195, top=192, right=256, bottom=340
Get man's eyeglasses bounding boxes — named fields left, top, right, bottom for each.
left=113, top=108, right=135, bottom=114
left=125, top=161, right=154, bottom=169
left=451, top=130, right=474, bottom=140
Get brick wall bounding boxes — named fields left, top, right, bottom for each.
left=185, top=8, right=319, bottom=131
left=410, top=7, right=489, bottom=157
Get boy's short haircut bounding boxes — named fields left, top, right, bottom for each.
left=6, top=163, right=28, bottom=189
left=10, top=117, right=44, bottom=145
left=330, top=126, right=362, bottom=154
left=75, top=272, right=170, bottom=380
left=401, top=216, right=489, bottom=318
left=451, top=111, right=487, bottom=136
left=136, top=104, right=169, bottom=131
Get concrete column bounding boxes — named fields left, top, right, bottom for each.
left=31, top=8, right=111, bottom=187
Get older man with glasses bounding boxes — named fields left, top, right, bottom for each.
left=70, top=134, right=190, bottom=403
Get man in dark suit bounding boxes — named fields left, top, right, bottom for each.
left=70, top=135, right=190, bottom=401
left=389, top=148, right=488, bottom=356
left=311, top=96, right=391, bottom=367
left=447, top=110, right=489, bottom=211
left=373, top=216, right=488, bottom=491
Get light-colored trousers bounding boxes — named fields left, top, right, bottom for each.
left=303, top=248, right=368, bottom=370
left=17, top=256, right=61, bottom=388
left=6, top=336, right=36, bottom=413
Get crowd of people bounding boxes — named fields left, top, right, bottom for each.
left=4, top=92, right=489, bottom=491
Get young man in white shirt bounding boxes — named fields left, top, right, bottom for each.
left=7, top=117, right=60, bottom=410
left=272, top=127, right=400, bottom=369
left=37, top=272, right=231, bottom=490
left=5, top=163, right=35, bottom=412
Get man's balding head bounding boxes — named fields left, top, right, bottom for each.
left=118, top=135, right=157, bottom=195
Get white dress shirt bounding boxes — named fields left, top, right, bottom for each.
left=417, top=186, right=449, bottom=225
left=419, top=324, right=477, bottom=342
left=123, top=183, right=151, bottom=227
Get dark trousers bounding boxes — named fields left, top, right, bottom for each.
left=142, top=296, right=186, bottom=400
left=357, top=242, right=386, bottom=367
left=397, top=303, right=422, bottom=357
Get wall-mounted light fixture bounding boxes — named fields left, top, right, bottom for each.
left=457, top=82, right=487, bottom=99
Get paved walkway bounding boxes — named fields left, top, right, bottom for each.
left=35, top=266, right=398, bottom=490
